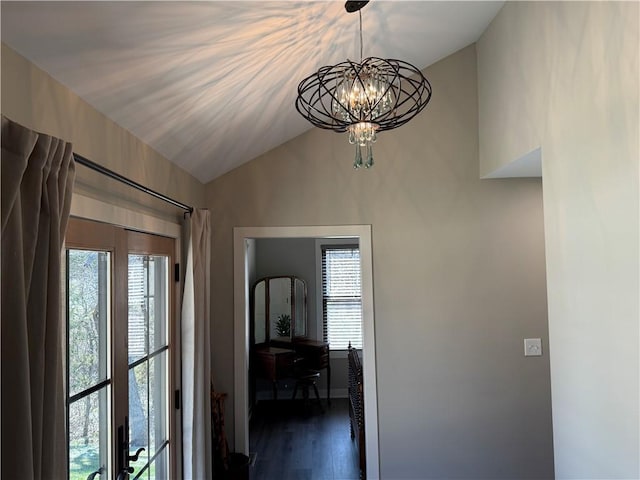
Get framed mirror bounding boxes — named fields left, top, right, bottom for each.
left=294, top=278, right=306, bottom=338
left=252, top=276, right=307, bottom=344
left=254, top=280, right=266, bottom=344
left=269, top=277, right=292, bottom=340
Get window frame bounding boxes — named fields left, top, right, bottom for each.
left=315, top=238, right=362, bottom=356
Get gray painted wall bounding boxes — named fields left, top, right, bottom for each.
left=207, top=45, right=554, bottom=479
left=255, top=238, right=318, bottom=337
left=478, top=3, right=639, bottom=478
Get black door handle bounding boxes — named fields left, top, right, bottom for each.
left=117, top=417, right=137, bottom=479
left=128, top=447, right=145, bottom=463
left=86, top=467, right=104, bottom=480
left=116, top=467, right=133, bottom=480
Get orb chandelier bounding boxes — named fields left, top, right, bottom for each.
left=296, top=0, right=432, bottom=169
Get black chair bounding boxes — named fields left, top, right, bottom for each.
left=291, top=369, right=323, bottom=411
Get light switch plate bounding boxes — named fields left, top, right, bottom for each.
left=524, top=338, right=542, bottom=356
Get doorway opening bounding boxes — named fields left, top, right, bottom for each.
left=233, top=225, right=380, bottom=479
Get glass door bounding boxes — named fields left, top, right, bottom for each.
left=66, top=248, right=112, bottom=480
left=126, top=230, right=173, bottom=479
left=65, top=219, right=175, bottom=480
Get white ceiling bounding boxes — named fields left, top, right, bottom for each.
left=1, top=1, right=503, bottom=183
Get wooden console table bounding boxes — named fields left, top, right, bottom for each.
left=254, top=339, right=331, bottom=403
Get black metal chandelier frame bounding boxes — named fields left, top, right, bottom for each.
left=295, top=1, right=432, bottom=136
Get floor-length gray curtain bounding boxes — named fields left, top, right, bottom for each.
left=181, top=208, right=213, bottom=479
left=1, top=116, right=75, bottom=479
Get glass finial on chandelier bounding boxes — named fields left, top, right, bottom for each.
left=365, top=144, right=374, bottom=168
left=354, top=144, right=363, bottom=168
left=349, top=122, right=377, bottom=169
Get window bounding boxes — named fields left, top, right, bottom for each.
left=126, top=252, right=170, bottom=480
left=65, top=219, right=174, bottom=480
left=66, top=249, right=111, bottom=480
left=322, top=245, right=362, bottom=350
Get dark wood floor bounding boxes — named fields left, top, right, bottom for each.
left=249, top=398, right=361, bottom=480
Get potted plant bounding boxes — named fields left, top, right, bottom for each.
left=275, top=314, right=291, bottom=337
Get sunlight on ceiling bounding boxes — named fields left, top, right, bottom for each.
left=1, top=1, right=503, bottom=182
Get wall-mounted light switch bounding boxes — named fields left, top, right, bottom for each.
left=524, top=338, right=542, bottom=356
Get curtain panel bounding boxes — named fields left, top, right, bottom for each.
left=1, top=116, right=75, bottom=479
left=181, top=209, right=213, bottom=479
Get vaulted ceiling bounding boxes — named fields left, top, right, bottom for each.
left=2, top=1, right=503, bottom=183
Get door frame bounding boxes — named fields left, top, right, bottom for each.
left=69, top=193, right=183, bottom=478
left=233, top=225, right=380, bottom=479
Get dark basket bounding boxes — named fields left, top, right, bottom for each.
left=225, top=453, right=250, bottom=480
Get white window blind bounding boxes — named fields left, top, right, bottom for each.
left=322, top=245, right=362, bottom=349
